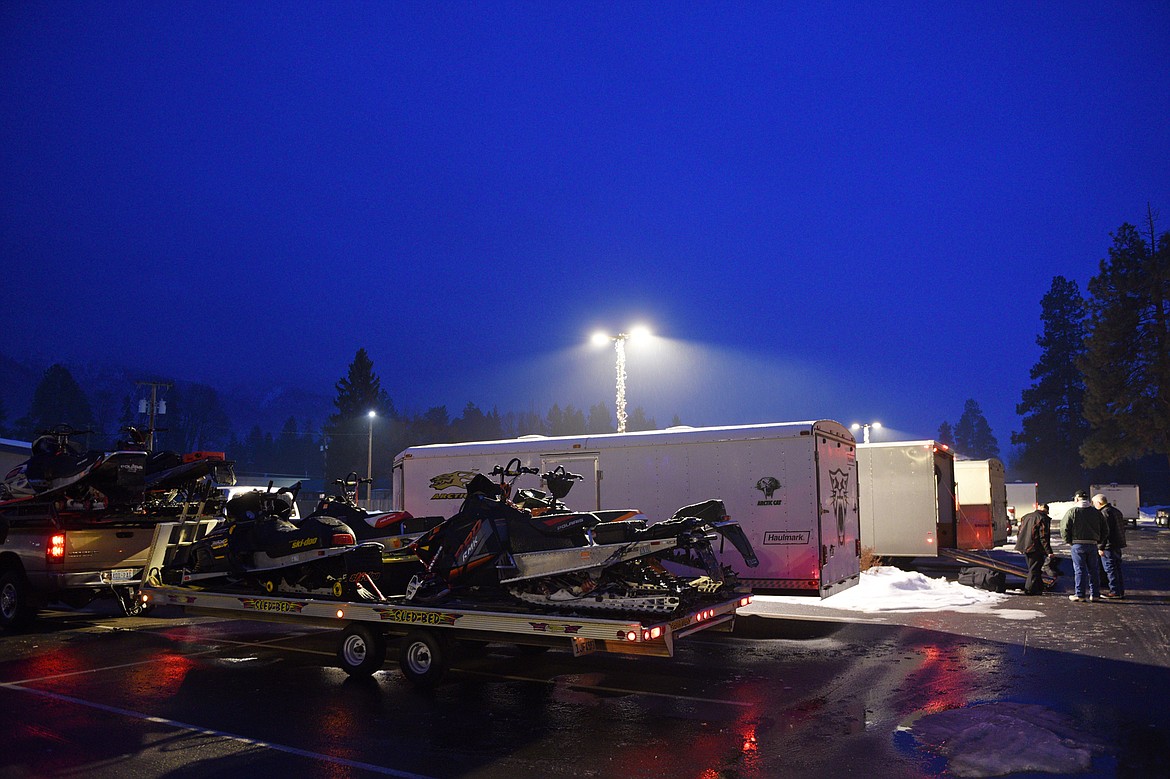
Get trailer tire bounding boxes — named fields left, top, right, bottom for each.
left=0, top=568, right=38, bottom=631
left=337, top=624, right=387, bottom=677
left=399, top=629, right=449, bottom=688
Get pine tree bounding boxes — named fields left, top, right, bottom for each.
left=323, top=349, right=395, bottom=485
left=1012, top=276, right=1094, bottom=497
left=16, top=364, right=95, bottom=438
left=937, top=421, right=955, bottom=447
left=586, top=402, right=613, bottom=433
left=953, top=399, right=999, bottom=459
left=1080, top=210, right=1170, bottom=472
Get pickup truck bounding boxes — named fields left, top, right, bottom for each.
left=0, top=508, right=217, bottom=630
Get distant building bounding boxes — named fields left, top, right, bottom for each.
left=0, top=437, right=32, bottom=477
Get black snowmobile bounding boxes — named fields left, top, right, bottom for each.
left=165, top=483, right=384, bottom=599
left=406, top=460, right=758, bottom=614
left=0, top=424, right=147, bottom=509
left=307, top=472, right=443, bottom=548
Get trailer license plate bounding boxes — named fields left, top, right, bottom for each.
left=102, top=569, right=137, bottom=583
left=571, top=637, right=597, bottom=657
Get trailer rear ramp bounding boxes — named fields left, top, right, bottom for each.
left=939, top=547, right=1056, bottom=589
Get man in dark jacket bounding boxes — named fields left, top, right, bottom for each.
left=1092, top=493, right=1127, bottom=599
left=1014, top=503, right=1053, bottom=595
left=1061, top=490, right=1108, bottom=602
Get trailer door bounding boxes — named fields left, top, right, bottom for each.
left=539, top=453, right=601, bottom=511
left=815, top=433, right=860, bottom=595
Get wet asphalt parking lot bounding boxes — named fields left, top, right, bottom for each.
left=3, top=523, right=1169, bottom=779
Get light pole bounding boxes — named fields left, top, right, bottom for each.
left=592, top=326, right=650, bottom=433
left=850, top=421, right=881, bottom=444
left=366, top=410, right=376, bottom=506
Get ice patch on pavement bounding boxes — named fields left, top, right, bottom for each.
left=904, top=701, right=1107, bottom=777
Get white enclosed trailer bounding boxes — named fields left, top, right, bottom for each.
left=856, top=441, right=958, bottom=558
left=1090, top=483, right=1141, bottom=525
left=953, top=459, right=1009, bottom=549
left=393, top=420, right=860, bottom=596
left=1005, top=482, right=1039, bottom=529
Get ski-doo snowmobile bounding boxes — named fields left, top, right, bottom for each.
left=165, top=482, right=384, bottom=599
left=0, top=425, right=147, bottom=508
left=307, top=472, right=443, bottom=548
left=405, top=460, right=758, bottom=615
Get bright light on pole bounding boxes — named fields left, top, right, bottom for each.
left=592, top=326, right=651, bottom=434
left=850, top=421, right=881, bottom=444
left=366, top=410, right=376, bottom=506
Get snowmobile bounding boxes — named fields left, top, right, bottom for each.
left=113, top=427, right=237, bottom=495
left=0, top=424, right=147, bottom=509
left=164, top=482, right=384, bottom=599
left=307, top=472, right=443, bottom=547
left=405, top=459, right=758, bottom=615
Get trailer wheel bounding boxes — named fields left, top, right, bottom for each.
left=399, top=629, right=449, bottom=688
left=337, top=624, right=387, bottom=677
left=0, top=569, right=38, bottom=631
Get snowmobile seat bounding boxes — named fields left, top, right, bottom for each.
left=588, top=519, right=645, bottom=545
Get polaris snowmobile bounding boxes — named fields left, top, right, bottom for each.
left=164, top=483, right=384, bottom=599
left=306, top=472, right=443, bottom=550
left=0, top=425, right=147, bottom=509
left=405, top=460, right=758, bottom=615
left=115, top=427, right=237, bottom=495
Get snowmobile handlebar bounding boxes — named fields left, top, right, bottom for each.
left=491, top=458, right=539, bottom=478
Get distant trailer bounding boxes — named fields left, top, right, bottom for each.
left=1005, top=482, right=1039, bottom=528
left=1090, top=483, right=1141, bottom=526
left=394, top=420, right=860, bottom=597
left=953, top=459, right=1009, bottom=550
left=856, top=441, right=958, bottom=558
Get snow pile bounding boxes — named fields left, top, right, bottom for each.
left=817, top=565, right=1009, bottom=613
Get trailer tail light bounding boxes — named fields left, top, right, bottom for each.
left=739, top=596, right=753, bottom=607
left=47, top=533, right=66, bottom=563
left=625, top=630, right=638, bottom=642
left=331, top=533, right=356, bottom=546
left=640, top=626, right=663, bottom=641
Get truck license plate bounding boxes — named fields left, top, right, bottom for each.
left=103, top=569, right=137, bottom=583
left=571, top=637, right=597, bottom=657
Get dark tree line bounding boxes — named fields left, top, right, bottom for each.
left=1013, top=207, right=1170, bottom=503
left=0, top=350, right=661, bottom=490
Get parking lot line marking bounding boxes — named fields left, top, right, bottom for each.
left=451, top=667, right=754, bottom=707
left=2, top=683, right=435, bottom=779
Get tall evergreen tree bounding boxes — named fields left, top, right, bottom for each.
left=586, top=402, right=613, bottom=434
left=16, top=364, right=95, bottom=438
left=937, top=421, right=955, bottom=447
left=1080, top=210, right=1170, bottom=473
left=1013, top=276, right=1094, bottom=497
left=324, top=349, right=394, bottom=485
left=952, top=399, right=999, bottom=459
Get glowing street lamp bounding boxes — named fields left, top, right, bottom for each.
left=592, top=326, right=651, bottom=433
left=850, top=421, right=881, bottom=444
left=366, top=410, right=376, bottom=506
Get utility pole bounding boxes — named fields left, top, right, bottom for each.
left=136, top=381, right=172, bottom=451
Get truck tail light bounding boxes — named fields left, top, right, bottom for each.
left=47, top=533, right=66, bottom=563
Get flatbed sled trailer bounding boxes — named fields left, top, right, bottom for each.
left=138, top=521, right=752, bottom=688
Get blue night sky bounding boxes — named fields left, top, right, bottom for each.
left=3, top=2, right=1169, bottom=449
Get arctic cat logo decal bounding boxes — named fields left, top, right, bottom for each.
left=755, top=476, right=781, bottom=498
left=431, top=492, right=465, bottom=501
left=238, top=598, right=306, bottom=613
left=429, top=471, right=478, bottom=491
left=528, top=622, right=583, bottom=635
left=378, top=608, right=459, bottom=626
left=763, top=530, right=810, bottom=545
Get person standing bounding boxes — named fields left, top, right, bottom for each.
left=1014, top=503, right=1053, bottom=595
left=1062, top=490, right=1108, bottom=602
left=1093, top=493, right=1127, bottom=599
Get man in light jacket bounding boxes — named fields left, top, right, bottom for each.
left=1061, top=490, right=1107, bottom=602
left=1093, top=493, right=1127, bottom=599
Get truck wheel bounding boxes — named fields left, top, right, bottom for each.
left=0, top=569, right=38, bottom=631
left=337, top=624, right=387, bottom=677
left=399, top=629, right=449, bottom=688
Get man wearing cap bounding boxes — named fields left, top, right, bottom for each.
left=1061, top=490, right=1107, bottom=602
left=1092, top=493, right=1127, bottom=599
left=1014, top=503, right=1053, bottom=595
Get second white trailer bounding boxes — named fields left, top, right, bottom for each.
left=953, top=459, right=1010, bottom=549
left=856, top=441, right=958, bottom=558
left=393, top=420, right=860, bottom=596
